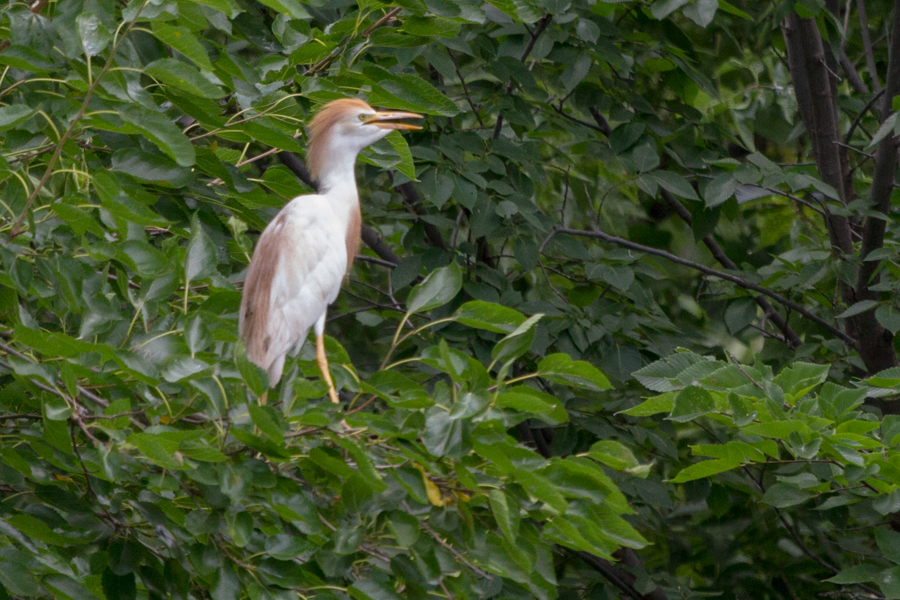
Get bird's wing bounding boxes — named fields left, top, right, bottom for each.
left=239, top=195, right=347, bottom=382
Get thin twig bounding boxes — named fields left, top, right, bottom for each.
left=845, top=89, right=884, bottom=143
left=449, top=51, right=485, bottom=128
left=493, top=14, right=553, bottom=139
left=9, top=4, right=148, bottom=239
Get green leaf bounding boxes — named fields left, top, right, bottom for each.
left=537, top=353, right=612, bottom=391
left=669, top=458, right=740, bottom=483
left=877, top=305, right=900, bottom=335
left=388, top=511, right=420, bottom=548
left=632, top=142, right=659, bottom=173
left=0, top=45, right=55, bottom=71
left=0, top=105, right=34, bottom=132
left=453, top=301, right=526, bottom=333
left=879, top=566, right=900, bottom=600
left=837, top=300, right=879, bottom=318
left=256, top=0, right=311, bottom=18
left=877, top=528, right=900, bottom=565
left=145, top=59, right=225, bottom=99
left=77, top=13, right=111, bottom=57
left=869, top=113, right=898, bottom=148
left=235, top=343, right=269, bottom=396
left=401, top=16, right=460, bottom=37
left=669, top=386, right=715, bottom=422
left=489, top=489, right=520, bottom=543
left=651, top=0, right=689, bottom=19
left=0, top=555, right=38, bottom=595
left=589, top=441, right=639, bottom=470
left=495, top=385, right=558, bottom=415
left=609, top=122, right=645, bottom=154
left=651, top=170, right=699, bottom=200
left=683, top=0, right=718, bottom=27
left=405, top=261, right=462, bottom=314
left=150, top=22, right=214, bottom=72
left=7, top=514, right=84, bottom=546
left=349, top=580, right=403, bottom=600
left=825, top=564, right=883, bottom=584
left=741, top=421, right=811, bottom=440
left=130, top=434, right=181, bottom=469
left=365, top=64, right=459, bottom=116
left=120, top=107, right=195, bottom=167
left=385, top=130, right=417, bottom=180
left=634, top=352, right=710, bottom=392
left=618, top=394, right=675, bottom=416
left=51, top=202, right=104, bottom=236
left=44, top=575, right=102, bottom=600
left=703, top=173, right=738, bottom=208
left=249, top=404, right=285, bottom=446
left=491, top=313, right=542, bottom=366
left=423, top=408, right=465, bottom=458
left=760, top=483, right=812, bottom=508
left=110, top=149, right=193, bottom=187
left=185, top=213, right=217, bottom=284
left=243, top=120, right=305, bottom=153
left=717, top=0, right=752, bottom=19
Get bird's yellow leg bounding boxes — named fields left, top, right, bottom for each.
left=316, top=334, right=340, bottom=404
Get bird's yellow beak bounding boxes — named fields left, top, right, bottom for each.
left=362, top=111, right=424, bottom=130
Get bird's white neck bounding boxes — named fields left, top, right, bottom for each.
left=315, top=152, right=361, bottom=227
left=316, top=152, right=360, bottom=199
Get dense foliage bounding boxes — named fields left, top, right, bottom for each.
left=4, top=0, right=900, bottom=598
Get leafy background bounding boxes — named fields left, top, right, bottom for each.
left=3, top=0, right=900, bottom=599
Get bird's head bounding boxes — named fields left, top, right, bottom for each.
left=307, top=98, right=423, bottom=185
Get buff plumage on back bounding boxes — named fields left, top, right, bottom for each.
left=239, top=212, right=288, bottom=379
left=306, top=98, right=374, bottom=183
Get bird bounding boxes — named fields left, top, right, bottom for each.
left=239, top=98, right=422, bottom=405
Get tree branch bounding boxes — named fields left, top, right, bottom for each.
left=493, top=14, right=553, bottom=139
left=391, top=177, right=447, bottom=250
left=856, top=0, right=883, bottom=93
left=554, top=227, right=857, bottom=347
left=360, top=226, right=400, bottom=266
left=575, top=551, right=668, bottom=600
left=659, top=190, right=803, bottom=348
left=853, top=0, right=900, bottom=373
left=783, top=14, right=853, bottom=254
left=560, top=100, right=804, bottom=348
left=589, top=105, right=613, bottom=136
left=278, top=151, right=401, bottom=266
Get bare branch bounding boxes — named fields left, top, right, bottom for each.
left=360, top=226, right=401, bottom=266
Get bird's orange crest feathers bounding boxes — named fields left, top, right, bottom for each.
left=307, top=98, right=373, bottom=182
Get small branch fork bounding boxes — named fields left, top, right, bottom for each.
left=492, top=13, right=553, bottom=139
left=306, top=7, right=402, bottom=75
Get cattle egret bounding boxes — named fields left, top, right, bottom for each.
left=239, top=98, right=423, bottom=404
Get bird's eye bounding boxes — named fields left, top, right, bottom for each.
left=358, top=114, right=367, bottom=122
